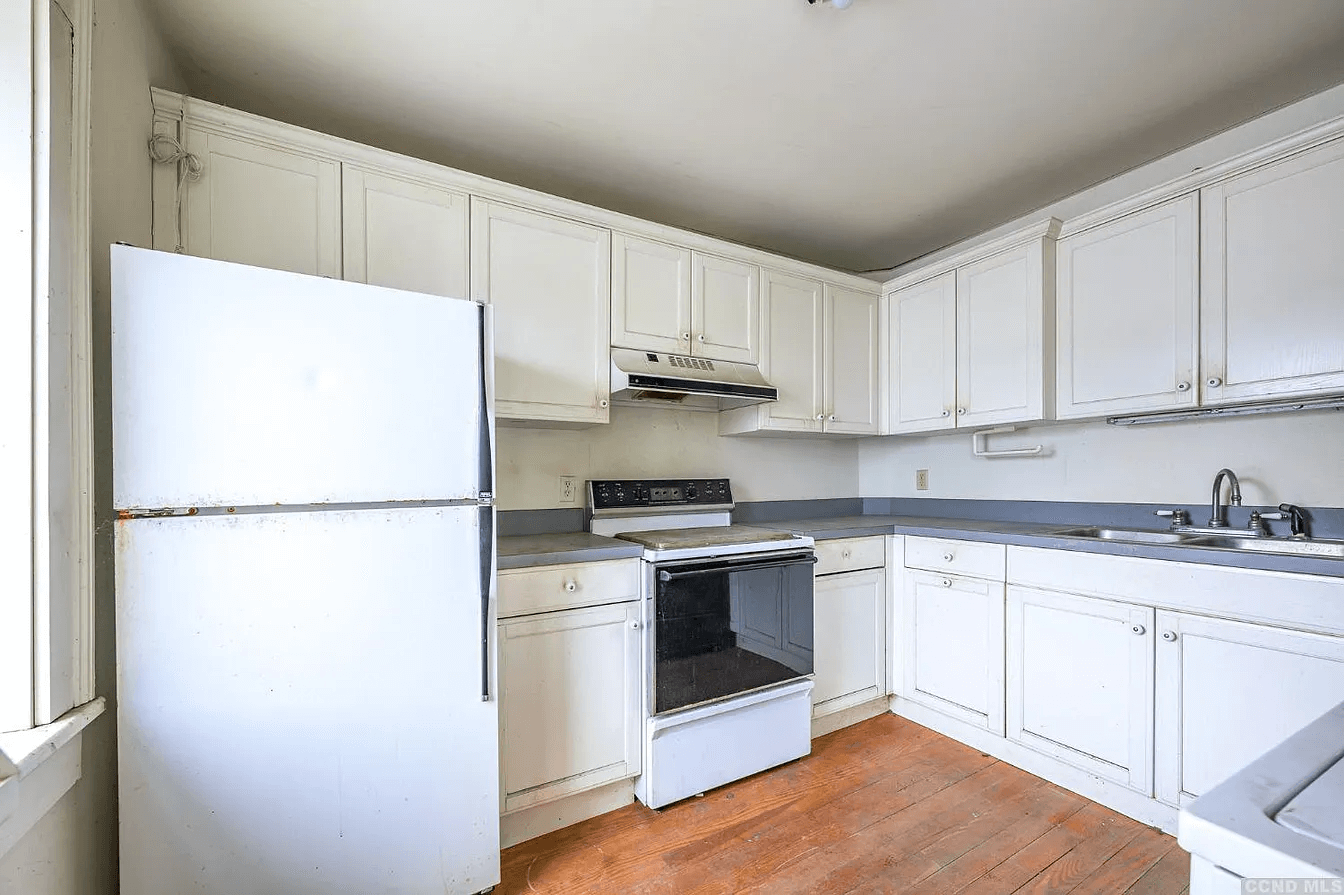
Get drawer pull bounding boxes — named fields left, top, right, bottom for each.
left=942, top=551, right=954, bottom=562
left=1131, top=624, right=1146, bottom=636
left=842, top=550, right=852, bottom=559
left=941, top=577, right=952, bottom=588
left=565, top=581, right=577, bottom=593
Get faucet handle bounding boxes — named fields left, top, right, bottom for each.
left=1154, top=508, right=1191, bottom=528
left=1277, top=504, right=1310, bottom=538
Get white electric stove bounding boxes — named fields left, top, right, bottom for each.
left=588, top=478, right=816, bottom=809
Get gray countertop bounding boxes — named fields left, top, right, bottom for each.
left=755, top=516, right=1344, bottom=578
left=497, top=532, right=644, bottom=570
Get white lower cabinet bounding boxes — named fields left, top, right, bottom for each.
left=902, top=569, right=1005, bottom=734
left=813, top=568, right=886, bottom=717
left=1153, top=610, right=1344, bottom=807
left=1007, top=586, right=1154, bottom=793
left=498, top=601, right=642, bottom=814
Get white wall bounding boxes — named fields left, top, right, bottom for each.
left=861, top=83, right=1344, bottom=510
left=497, top=405, right=859, bottom=510
left=0, top=0, right=184, bottom=891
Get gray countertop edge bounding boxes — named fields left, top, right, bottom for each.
left=497, top=533, right=644, bottom=570
left=755, top=516, right=1344, bottom=578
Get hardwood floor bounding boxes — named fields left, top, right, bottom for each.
left=498, top=713, right=1190, bottom=895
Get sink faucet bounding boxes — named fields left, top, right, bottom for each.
left=1209, top=468, right=1242, bottom=528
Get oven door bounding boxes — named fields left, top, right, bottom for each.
left=651, top=549, right=815, bottom=715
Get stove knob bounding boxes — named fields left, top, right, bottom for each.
left=686, top=484, right=698, bottom=501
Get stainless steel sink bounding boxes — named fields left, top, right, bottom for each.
left=1183, top=535, right=1344, bottom=559
left=1049, top=526, right=1205, bottom=545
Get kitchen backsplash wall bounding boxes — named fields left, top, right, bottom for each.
left=858, top=411, right=1344, bottom=508
left=496, top=404, right=860, bottom=510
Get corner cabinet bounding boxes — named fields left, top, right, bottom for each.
left=1055, top=194, right=1199, bottom=419
left=163, top=126, right=343, bottom=278
left=881, top=219, right=1059, bottom=435
left=470, top=199, right=612, bottom=426
left=720, top=271, right=879, bottom=436
left=1201, top=136, right=1344, bottom=404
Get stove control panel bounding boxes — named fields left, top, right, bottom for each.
left=588, top=478, right=732, bottom=511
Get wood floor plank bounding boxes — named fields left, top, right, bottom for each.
left=1124, top=844, right=1192, bottom=895
left=494, top=714, right=1188, bottom=895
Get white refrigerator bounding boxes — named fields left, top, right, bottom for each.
left=111, top=246, right=500, bottom=895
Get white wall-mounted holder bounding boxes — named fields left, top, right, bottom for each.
left=972, top=426, right=1045, bottom=459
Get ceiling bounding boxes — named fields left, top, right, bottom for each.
left=146, top=0, right=1344, bottom=273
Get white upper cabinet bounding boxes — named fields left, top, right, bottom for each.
left=610, top=233, right=691, bottom=355
left=884, top=272, right=957, bottom=433
left=719, top=271, right=879, bottom=436
left=1056, top=194, right=1198, bottom=419
left=341, top=167, right=469, bottom=298
left=825, top=286, right=880, bottom=435
left=175, top=128, right=342, bottom=278
left=758, top=270, right=825, bottom=433
left=1201, top=137, right=1344, bottom=403
left=470, top=199, right=611, bottom=426
left=692, top=253, right=760, bottom=364
left=955, top=240, right=1051, bottom=427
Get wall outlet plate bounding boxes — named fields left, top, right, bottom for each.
left=559, top=475, right=578, bottom=505
left=915, top=469, right=929, bottom=491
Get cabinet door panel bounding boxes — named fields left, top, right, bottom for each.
left=499, top=603, right=641, bottom=811
left=182, top=128, right=341, bottom=277
left=692, top=253, right=759, bottom=363
left=1056, top=195, right=1198, bottom=418
left=760, top=269, right=824, bottom=432
left=611, top=233, right=690, bottom=354
left=825, top=286, right=879, bottom=435
left=471, top=199, right=610, bottom=424
left=1007, top=586, right=1153, bottom=793
left=341, top=167, right=468, bottom=297
left=956, top=243, right=1046, bottom=426
left=902, top=570, right=1005, bottom=734
left=886, top=273, right=957, bottom=433
left=1202, top=138, right=1344, bottom=403
left=814, top=569, right=886, bottom=716
left=1155, top=611, right=1344, bottom=807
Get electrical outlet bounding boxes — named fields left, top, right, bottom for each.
left=559, top=475, right=578, bottom=505
left=915, top=469, right=930, bottom=491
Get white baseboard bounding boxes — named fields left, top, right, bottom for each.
left=812, top=695, right=890, bottom=739
left=500, top=778, right=636, bottom=849
left=888, top=696, right=1179, bottom=834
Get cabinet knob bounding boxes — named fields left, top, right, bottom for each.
left=942, top=552, right=954, bottom=562
left=1131, top=624, right=1146, bottom=636
left=957, top=407, right=966, bottom=416
left=565, top=581, right=577, bottom=593
left=941, top=409, right=950, bottom=418
left=631, top=620, right=640, bottom=629
left=941, top=577, right=952, bottom=588
left=842, top=550, right=852, bottom=559
left=815, top=413, right=824, bottom=421
left=1162, top=631, right=1177, bottom=642
left=599, top=399, right=609, bottom=408
left=1207, top=376, right=1222, bottom=388
left=697, top=333, right=706, bottom=343
left=828, top=414, right=836, bottom=421
left=681, top=332, right=690, bottom=341
left=1176, top=381, right=1190, bottom=392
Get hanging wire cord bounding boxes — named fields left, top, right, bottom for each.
left=147, top=133, right=204, bottom=252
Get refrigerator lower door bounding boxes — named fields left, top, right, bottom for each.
left=111, top=245, right=488, bottom=510
left=116, top=505, right=499, bottom=895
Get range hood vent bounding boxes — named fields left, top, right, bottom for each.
left=610, top=347, right=778, bottom=410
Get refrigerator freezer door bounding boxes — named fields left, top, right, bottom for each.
left=112, top=246, right=487, bottom=510
left=116, top=505, right=500, bottom=895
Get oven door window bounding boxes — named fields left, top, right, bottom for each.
left=654, top=553, right=814, bottom=714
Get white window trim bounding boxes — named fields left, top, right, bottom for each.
left=2, top=0, right=96, bottom=733
left=0, top=698, right=104, bottom=859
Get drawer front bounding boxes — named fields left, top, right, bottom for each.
left=904, top=536, right=1005, bottom=581
left=814, top=536, right=887, bottom=575
left=498, top=558, right=641, bottom=618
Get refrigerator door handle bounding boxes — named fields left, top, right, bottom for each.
left=479, top=503, right=494, bottom=702
left=477, top=304, right=495, bottom=500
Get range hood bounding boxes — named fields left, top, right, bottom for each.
left=610, top=347, right=778, bottom=410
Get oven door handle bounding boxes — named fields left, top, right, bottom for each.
left=657, top=555, right=818, bottom=583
